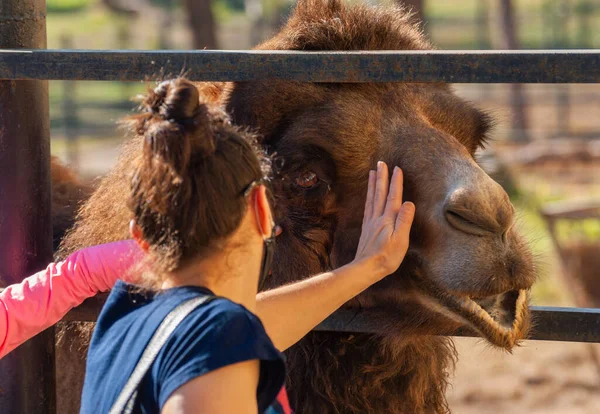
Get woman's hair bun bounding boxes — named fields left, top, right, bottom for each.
left=152, top=78, right=200, bottom=122
left=139, top=78, right=217, bottom=162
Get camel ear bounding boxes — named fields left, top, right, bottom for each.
left=194, top=81, right=227, bottom=106
left=225, top=80, right=328, bottom=147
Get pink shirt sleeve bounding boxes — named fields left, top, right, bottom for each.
left=0, top=240, right=142, bottom=359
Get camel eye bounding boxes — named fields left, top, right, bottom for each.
left=295, top=171, right=319, bottom=189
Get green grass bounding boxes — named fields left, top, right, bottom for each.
left=51, top=135, right=124, bottom=153
left=49, top=81, right=148, bottom=134
left=213, top=0, right=243, bottom=21
left=49, top=81, right=146, bottom=105
left=48, top=0, right=92, bottom=13
left=555, top=219, right=600, bottom=245
left=47, top=8, right=119, bottom=49
left=426, top=0, right=479, bottom=20
left=512, top=199, right=570, bottom=306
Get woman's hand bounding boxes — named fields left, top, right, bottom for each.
left=353, top=161, right=415, bottom=281
left=256, top=161, right=414, bottom=351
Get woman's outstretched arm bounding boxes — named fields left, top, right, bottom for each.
left=257, top=162, right=415, bottom=351
left=1, top=163, right=411, bottom=358
left=0, top=240, right=140, bottom=358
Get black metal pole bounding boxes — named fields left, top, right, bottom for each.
left=0, top=0, right=55, bottom=413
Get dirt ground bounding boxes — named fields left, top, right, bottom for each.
left=448, top=339, right=600, bottom=414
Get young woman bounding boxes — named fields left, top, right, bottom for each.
left=1, top=78, right=414, bottom=413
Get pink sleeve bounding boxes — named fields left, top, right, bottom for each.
left=0, top=240, right=142, bottom=359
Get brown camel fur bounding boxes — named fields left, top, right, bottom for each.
left=50, top=156, right=92, bottom=251
left=52, top=1, right=535, bottom=413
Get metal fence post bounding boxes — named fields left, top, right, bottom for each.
left=0, top=0, right=56, bottom=413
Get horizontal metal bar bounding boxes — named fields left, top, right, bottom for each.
left=54, top=292, right=600, bottom=343
left=0, top=286, right=596, bottom=342
left=0, top=49, right=599, bottom=83
left=315, top=306, right=600, bottom=343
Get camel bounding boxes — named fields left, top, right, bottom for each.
left=52, top=1, right=535, bottom=413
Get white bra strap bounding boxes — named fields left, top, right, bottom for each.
left=108, top=295, right=214, bottom=414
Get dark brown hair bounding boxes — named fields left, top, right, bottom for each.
left=126, top=78, right=269, bottom=275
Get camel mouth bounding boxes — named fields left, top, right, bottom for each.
left=448, top=289, right=529, bottom=349
left=418, top=284, right=530, bottom=349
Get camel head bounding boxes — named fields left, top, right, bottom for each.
left=225, top=0, right=535, bottom=349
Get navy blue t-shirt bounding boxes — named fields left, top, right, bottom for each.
left=80, top=280, right=286, bottom=413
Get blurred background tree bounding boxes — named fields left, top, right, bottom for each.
left=184, top=0, right=218, bottom=48
left=497, top=0, right=530, bottom=142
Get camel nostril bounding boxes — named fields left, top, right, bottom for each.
left=444, top=186, right=514, bottom=237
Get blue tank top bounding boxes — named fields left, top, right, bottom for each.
left=80, top=280, right=286, bottom=413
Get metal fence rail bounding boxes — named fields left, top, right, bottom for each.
left=48, top=291, right=600, bottom=343
left=317, top=306, right=600, bottom=343
left=1, top=49, right=599, bottom=83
